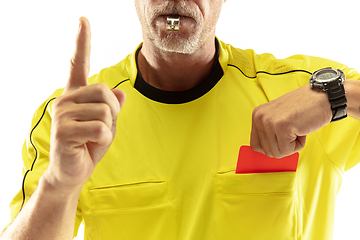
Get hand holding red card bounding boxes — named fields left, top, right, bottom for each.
left=236, top=146, right=299, bottom=174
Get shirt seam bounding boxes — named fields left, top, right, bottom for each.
left=314, top=131, right=344, bottom=174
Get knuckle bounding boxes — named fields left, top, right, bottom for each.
left=92, top=121, right=108, bottom=139
left=52, top=104, right=73, bottom=122
left=70, top=57, right=90, bottom=69
left=252, top=106, right=266, bottom=122
left=68, top=58, right=76, bottom=75
left=53, top=97, right=60, bottom=108
left=53, top=96, right=67, bottom=108
left=252, top=106, right=260, bottom=118
left=69, top=57, right=76, bottom=70
left=54, top=91, right=77, bottom=109
left=113, top=100, right=121, bottom=115
left=52, top=122, right=72, bottom=140
left=262, top=115, right=272, bottom=127
left=98, top=104, right=112, bottom=121
left=93, top=83, right=110, bottom=95
left=68, top=56, right=90, bottom=90
left=254, top=110, right=279, bottom=130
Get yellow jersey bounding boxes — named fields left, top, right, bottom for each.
left=9, top=38, right=360, bottom=239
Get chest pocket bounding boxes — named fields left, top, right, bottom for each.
left=215, top=171, right=300, bottom=240
left=84, top=181, right=176, bottom=240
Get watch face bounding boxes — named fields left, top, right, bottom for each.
left=315, top=69, right=338, bottom=82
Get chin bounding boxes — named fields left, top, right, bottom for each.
left=151, top=31, right=204, bottom=54
left=154, top=39, right=198, bottom=54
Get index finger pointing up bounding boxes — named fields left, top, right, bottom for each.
left=66, top=17, right=91, bottom=93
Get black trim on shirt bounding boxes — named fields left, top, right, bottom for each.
left=134, top=39, right=224, bottom=104
left=29, top=98, right=56, bottom=171
left=227, top=64, right=312, bottom=78
left=112, top=79, right=130, bottom=89
left=19, top=97, right=56, bottom=212
left=20, top=170, right=30, bottom=211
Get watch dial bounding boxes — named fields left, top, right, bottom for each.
left=316, top=69, right=338, bottom=82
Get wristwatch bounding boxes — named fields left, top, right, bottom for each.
left=309, top=67, right=347, bottom=122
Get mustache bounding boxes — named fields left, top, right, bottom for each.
left=149, top=2, right=200, bottom=23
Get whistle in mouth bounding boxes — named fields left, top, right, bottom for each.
left=166, top=16, right=180, bottom=31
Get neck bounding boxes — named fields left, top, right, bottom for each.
left=138, top=36, right=216, bottom=92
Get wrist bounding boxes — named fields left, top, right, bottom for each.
left=40, top=170, right=83, bottom=199
left=308, top=85, right=333, bottom=123
left=344, top=80, right=360, bottom=120
left=309, top=68, right=347, bottom=122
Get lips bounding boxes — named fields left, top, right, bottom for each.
left=160, top=14, right=189, bottom=19
left=166, top=15, right=181, bottom=18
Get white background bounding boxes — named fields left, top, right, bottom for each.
left=0, top=1, right=359, bottom=239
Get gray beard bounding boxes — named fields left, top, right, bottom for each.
left=149, top=30, right=204, bottom=55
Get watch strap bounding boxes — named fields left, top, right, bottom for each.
left=324, top=80, right=347, bottom=122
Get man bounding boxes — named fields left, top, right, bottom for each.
left=1, top=0, right=360, bottom=239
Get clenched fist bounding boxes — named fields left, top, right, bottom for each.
left=43, top=17, right=126, bottom=195
left=250, top=85, right=332, bottom=159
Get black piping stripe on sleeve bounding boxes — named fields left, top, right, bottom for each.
left=29, top=98, right=56, bottom=171
left=20, top=170, right=30, bottom=211
left=20, top=97, right=56, bottom=211
left=227, top=64, right=312, bottom=78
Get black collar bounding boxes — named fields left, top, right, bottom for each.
left=134, top=38, right=224, bottom=104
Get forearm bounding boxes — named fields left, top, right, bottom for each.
left=344, top=80, right=360, bottom=121
left=1, top=174, right=81, bottom=240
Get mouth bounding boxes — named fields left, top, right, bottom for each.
left=164, top=14, right=181, bottom=18
left=160, top=14, right=190, bottom=19
left=150, top=2, right=199, bottom=25
left=151, top=8, right=198, bottom=32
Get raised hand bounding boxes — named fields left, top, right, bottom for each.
left=44, top=17, right=126, bottom=194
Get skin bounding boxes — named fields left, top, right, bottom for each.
left=1, top=0, right=360, bottom=239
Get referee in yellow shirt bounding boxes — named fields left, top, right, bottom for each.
left=2, top=1, right=360, bottom=240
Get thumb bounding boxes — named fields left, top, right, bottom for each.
left=250, top=120, right=265, bottom=155
left=293, top=135, right=306, bottom=153
left=112, top=89, right=127, bottom=110
left=65, top=17, right=91, bottom=93
left=110, top=88, right=126, bottom=137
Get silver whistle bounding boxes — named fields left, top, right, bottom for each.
left=166, top=16, right=180, bottom=31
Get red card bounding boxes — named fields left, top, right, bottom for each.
left=236, top=146, right=299, bottom=174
